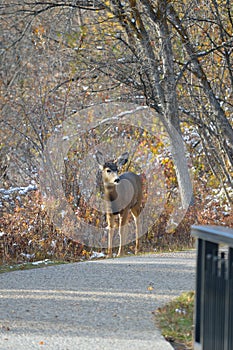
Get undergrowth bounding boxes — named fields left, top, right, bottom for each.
left=156, top=291, right=195, bottom=350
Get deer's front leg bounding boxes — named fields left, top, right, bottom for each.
left=107, top=214, right=114, bottom=258
left=117, top=210, right=129, bottom=257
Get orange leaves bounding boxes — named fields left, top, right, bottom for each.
left=32, top=25, right=46, bottom=49
left=0, top=191, right=83, bottom=265
left=33, top=25, right=45, bottom=37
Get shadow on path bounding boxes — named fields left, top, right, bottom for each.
left=0, top=251, right=196, bottom=350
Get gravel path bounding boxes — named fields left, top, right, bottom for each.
left=0, top=251, right=196, bottom=350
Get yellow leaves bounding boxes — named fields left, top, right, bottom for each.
left=32, top=25, right=46, bottom=48
left=149, top=141, right=163, bottom=155
left=33, top=25, right=45, bottom=37
left=82, top=249, right=90, bottom=259
left=147, top=283, right=154, bottom=291
left=161, top=157, right=177, bottom=187
left=103, top=1, right=115, bottom=19
left=161, top=157, right=170, bottom=165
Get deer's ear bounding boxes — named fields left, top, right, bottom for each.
left=117, top=152, right=129, bottom=167
left=95, top=151, right=105, bottom=169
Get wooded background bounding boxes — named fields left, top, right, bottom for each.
left=0, top=0, right=232, bottom=263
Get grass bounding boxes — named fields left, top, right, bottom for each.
left=155, top=291, right=195, bottom=350
left=0, top=260, right=68, bottom=274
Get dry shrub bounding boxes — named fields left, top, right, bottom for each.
left=138, top=204, right=196, bottom=253
left=196, top=201, right=233, bottom=228
left=138, top=187, right=232, bottom=253
left=0, top=181, right=231, bottom=265
left=0, top=191, right=83, bottom=265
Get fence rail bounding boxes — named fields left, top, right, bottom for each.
left=191, top=225, right=233, bottom=350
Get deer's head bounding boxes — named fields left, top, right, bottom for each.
left=96, top=151, right=129, bottom=187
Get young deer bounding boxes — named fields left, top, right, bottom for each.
left=96, top=151, right=142, bottom=257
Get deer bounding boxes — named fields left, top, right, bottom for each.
left=96, top=151, right=143, bottom=258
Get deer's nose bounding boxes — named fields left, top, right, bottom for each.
left=114, top=178, right=120, bottom=184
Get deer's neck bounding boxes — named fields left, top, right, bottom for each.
left=104, top=185, right=118, bottom=202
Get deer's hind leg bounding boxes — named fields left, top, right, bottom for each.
left=117, top=209, right=129, bottom=257
left=131, top=205, right=141, bottom=255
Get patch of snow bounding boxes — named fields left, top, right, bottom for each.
left=0, top=184, right=37, bottom=196
left=2, top=195, right=10, bottom=200
left=90, top=251, right=106, bottom=260
left=51, top=240, right=57, bottom=248
left=31, top=259, right=52, bottom=266
left=62, top=136, right=69, bottom=141
left=21, top=253, right=35, bottom=259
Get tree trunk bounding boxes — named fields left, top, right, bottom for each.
left=166, top=119, right=194, bottom=208
left=156, top=0, right=194, bottom=208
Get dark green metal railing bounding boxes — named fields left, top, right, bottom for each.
left=191, top=225, right=233, bottom=350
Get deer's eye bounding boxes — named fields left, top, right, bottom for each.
left=106, top=169, right=111, bottom=173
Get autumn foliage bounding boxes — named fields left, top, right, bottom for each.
left=0, top=0, right=232, bottom=265
left=0, top=191, right=83, bottom=265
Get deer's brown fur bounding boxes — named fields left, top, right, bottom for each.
left=96, top=151, right=142, bottom=257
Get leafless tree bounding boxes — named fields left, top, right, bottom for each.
left=1, top=0, right=232, bottom=204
